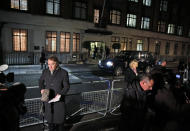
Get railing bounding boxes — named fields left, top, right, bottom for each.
left=109, top=79, right=125, bottom=115
left=19, top=79, right=125, bottom=127
left=19, top=98, right=42, bottom=127
left=4, top=52, right=71, bottom=65
left=5, top=52, right=35, bottom=65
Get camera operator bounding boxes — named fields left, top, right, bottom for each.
left=0, top=64, right=8, bottom=83
left=0, top=79, right=26, bottom=130
left=149, top=60, right=190, bottom=131
left=0, top=82, right=27, bottom=131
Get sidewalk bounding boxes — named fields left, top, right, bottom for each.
left=20, top=113, right=120, bottom=131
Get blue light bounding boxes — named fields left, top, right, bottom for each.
left=106, top=61, right=113, bottom=67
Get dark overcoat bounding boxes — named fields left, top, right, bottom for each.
left=124, top=67, right=139, bottom=84
left=39, top=67, right=70, bottom=124
left=120, top=81, right=149, bottom=131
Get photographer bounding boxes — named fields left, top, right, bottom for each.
left=0, top=83, right=26, bottom=131
left=0, top=64, right=8, bottom=83
left=149, top=60, right=190, bottom=131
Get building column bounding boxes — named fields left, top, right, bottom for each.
left=56, top=31, right=60, bottom=54
left=0, top=22, right=5, bottom=65
left=70, top=32, right=73, bottom=60
left=147, top=37, right=150, bottom=52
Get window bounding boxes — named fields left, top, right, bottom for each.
left=129, top=39, right=132, bottom=50
left=11, top=0, right=28, bottom=10
left=60, top=32, right=70, bottom=52
left=167, top=24, right=175, bottom=34
left=73, top=2, right=87, bottom=20
left=128, top=0, right=138, bottom=2
left=141, top=17, right=150, bottom=30
left=177, top=26, right=183, bottom=36
left=126, top=14, right=136, bottom=27
left=94, top=9, right=100, bottom=23
left=143, top=0, right=151, bottom=6
left=157, top=21, right=166, bottom=32
left=137, top=40, right=143, bottom=51
left=121, top=37, right=127, bottom=50
left=160, top=0, right=168, bottom=12
left=165, top=42, right=170, bottom=54
left=111, top=36, right=120, bottom=43
left=174, top=43, right=178, bottom=55
left=73, top=33, right=80, bottom=52
left=46, top=31, right=57, bottom=52
left=111, top=36, right=120, bottom=52
left=155, top=41, right=160, bottom=55
left=46, top=0, right=60, bottom=15
left=181, top=43, right=185, bottom=55
left=12, top=29, right=27, bottom=51
left=110, top=10, right=121, bottom=25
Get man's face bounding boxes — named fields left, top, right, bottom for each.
left=141, top=79, right=154, bottom=91
left=148, top=79, right=154, bottom=90
left=48, top=59, right=57, bottom=72
left=161, top=61, right=167, bottom=67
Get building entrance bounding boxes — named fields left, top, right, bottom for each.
left=90, top=41, right=105, bottom=59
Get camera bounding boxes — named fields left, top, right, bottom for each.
left=0, top=64, right=14, bottom=84
left=176, top=74, right=181, bottom=79
left=0, top=72, right=14, bottom=83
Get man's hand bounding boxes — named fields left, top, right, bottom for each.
left=55, top=94, right=61, bottom=99
left=41, top=89, right=44, bottom=94
left=48, top=94, right=61, bottom=103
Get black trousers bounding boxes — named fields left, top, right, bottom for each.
left=48, top=123, right=65, bottom=131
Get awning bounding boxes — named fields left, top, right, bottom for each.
left=85, top=29, right=112, bottom=35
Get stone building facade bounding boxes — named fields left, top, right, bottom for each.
left=0, top=0, right=190, bottom=64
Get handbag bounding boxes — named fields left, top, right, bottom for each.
left=41, top=89, right=50, bottom=102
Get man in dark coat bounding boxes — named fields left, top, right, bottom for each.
left=120, top=74, right=154, bottom=131
left=39, top=55, right=70, bottom=131
left=0, top=82, right=26, bottom=131
left=40, top=47, right=46, bottom=69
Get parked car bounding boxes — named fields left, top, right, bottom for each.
left=98, top=50, right=156, bottom=76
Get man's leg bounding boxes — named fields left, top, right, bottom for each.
left=41, top=63, right=43, bottom=69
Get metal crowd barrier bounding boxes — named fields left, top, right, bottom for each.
left=19, top=98, right=42, bottom=127
left=109, top=79, right=125, bottom=115
left=80, top=89, right=109, bottom=115
left=19, top=79, right=125, bottom=127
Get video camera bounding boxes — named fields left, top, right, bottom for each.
left=0, top=82, right=27, bottom=115
left=0, top=64, right=14, bottom=84
left=0, top=72, right=14, bottom=83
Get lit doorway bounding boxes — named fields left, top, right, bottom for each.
left=90, top=41, right=105, bottom=59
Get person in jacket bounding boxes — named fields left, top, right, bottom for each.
left=0, top=82, right=26, bottom=131
left=40, top=47, right=46, bottom=69
left=120, top=74, right=154, bottom=131
left=124, top=59, right=139, bottom=84
left=149, top=72, right=190, bottom=131
left=39, top=55, right=70, bottom=131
